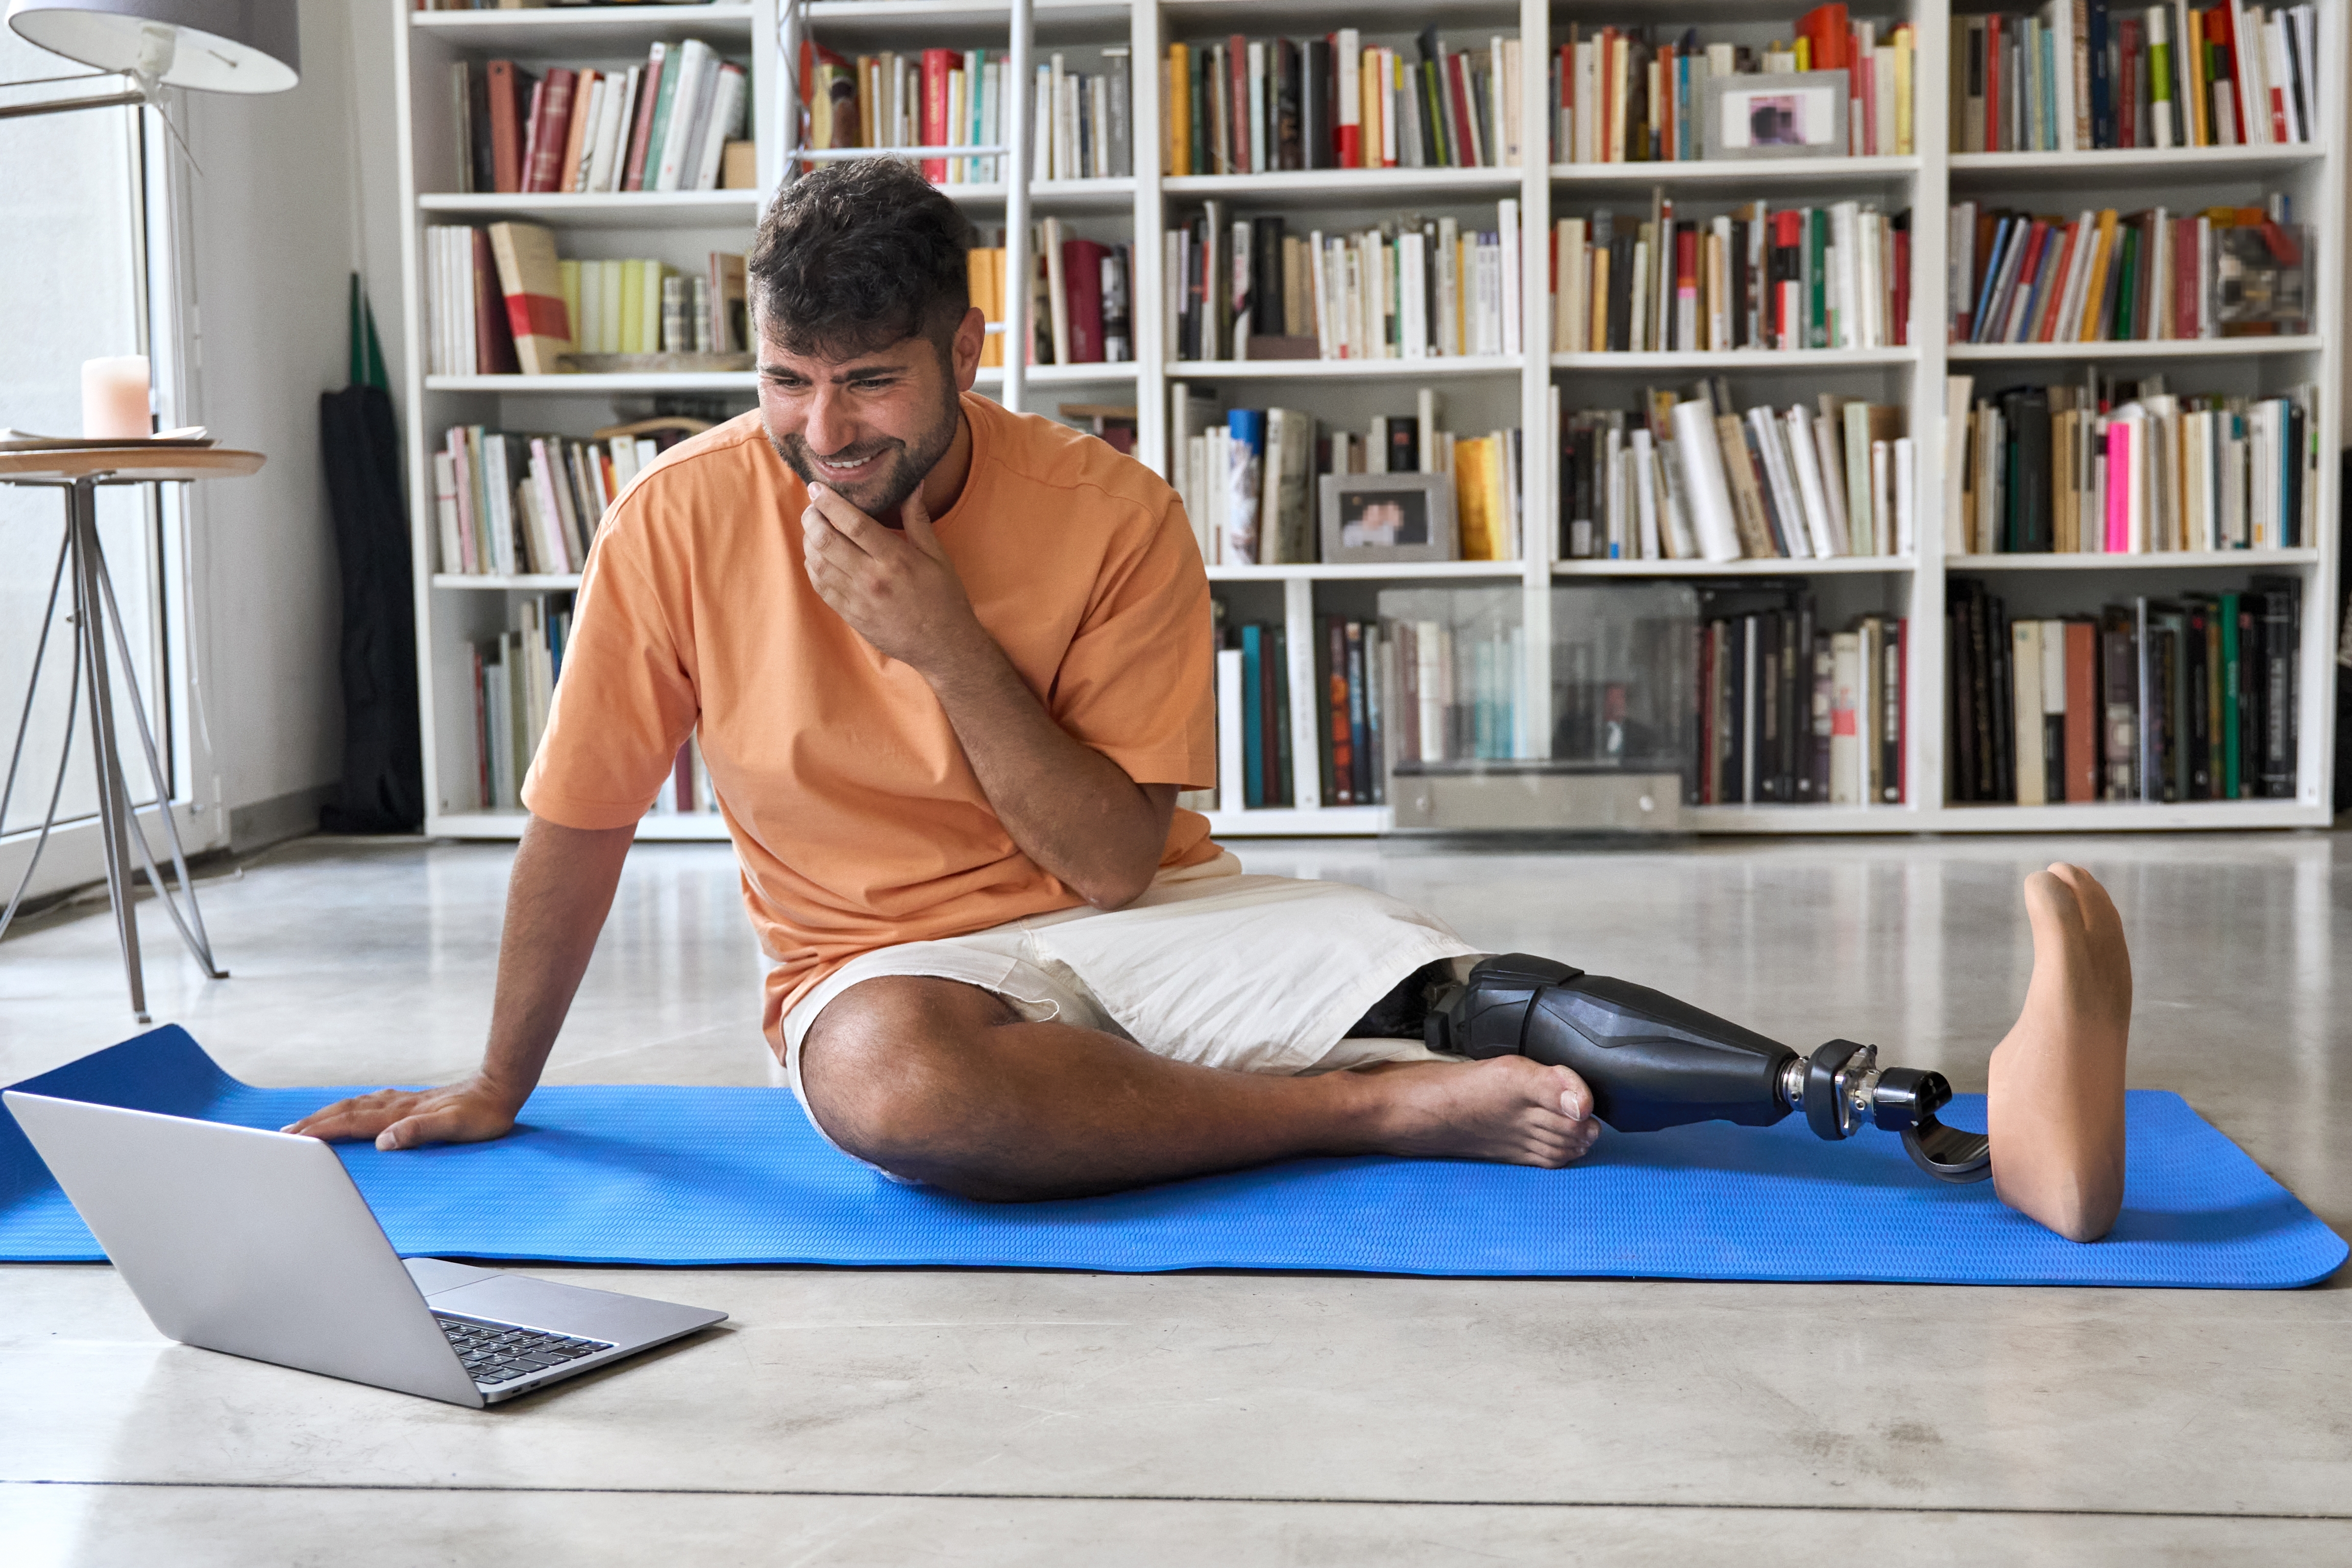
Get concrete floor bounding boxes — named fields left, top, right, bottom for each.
left=1, top=831, right=2347, bottom=1563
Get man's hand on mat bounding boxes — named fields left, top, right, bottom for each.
left=801, top=480, right=979, bottom=674
left=281, top=1079, right=521, bottom=1151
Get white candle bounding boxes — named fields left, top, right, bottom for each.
left=82, top=356, right=151, bottom=440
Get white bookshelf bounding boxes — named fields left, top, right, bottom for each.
left=396, top=0, right=2344, bottom=843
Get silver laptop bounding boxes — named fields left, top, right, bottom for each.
left=5, top=1090, right=727, bottom=1407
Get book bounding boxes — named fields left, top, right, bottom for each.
left=485, top=223, right=571, bottom=375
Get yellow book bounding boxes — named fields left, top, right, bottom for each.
left=1587, top=244, right=1610, bottom=351
left=2183, top=10, right=2208, bottom=146
left=2076, top=209, right=2119, bottom=341
left=1892, top=25, right=1913, bottom=155
left=1455, top=436, right=1495, bottom=559
left=1167, top=44, right=1190, bottom=176
left=1361, top=49, right=1382, bottom=168
left=1483, top=430, right=1512, bottom=559
left=1794, top=37, right=1811, bottom=71
left=642, top=261, right=667, bottom=354
left=556, top=259, right=580, bottom=359
left=619, top=260, right=645, bottom=354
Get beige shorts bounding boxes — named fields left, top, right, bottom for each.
left=780, top=852, right=1478, bottom=1169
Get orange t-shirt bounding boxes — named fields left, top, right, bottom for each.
left=522, top=394, right=1220, bottom=1045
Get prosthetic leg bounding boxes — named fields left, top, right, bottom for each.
left=1426, top=955, right=1991, bottom=1183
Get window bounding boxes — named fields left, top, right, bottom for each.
left=1, top=28, right=177, bottom=852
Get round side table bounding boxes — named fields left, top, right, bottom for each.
left=1, top=447, right=265, bottom=1021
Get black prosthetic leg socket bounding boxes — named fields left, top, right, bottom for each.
left=1428, top=955, right=1799, bottom=1134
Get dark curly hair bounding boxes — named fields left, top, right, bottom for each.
left=747, top=159, right=976, bottom=363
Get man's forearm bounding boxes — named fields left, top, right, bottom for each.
left=919, top=635, right=1169, bottom=909
left=476, top=815, right=637, bottom=1108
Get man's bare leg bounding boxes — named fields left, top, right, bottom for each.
left=798, top=976, right=1600, bottom=1201
left=1987, top=863, right=2132, bottom=1242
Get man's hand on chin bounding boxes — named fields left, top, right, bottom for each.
left=801, top=481, right=983, bottom=672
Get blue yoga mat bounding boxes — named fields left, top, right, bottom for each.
left=3, top=1027, right=2342, bottom=1287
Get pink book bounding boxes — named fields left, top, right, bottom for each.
left=2104, top=422, right=2130, bottom=553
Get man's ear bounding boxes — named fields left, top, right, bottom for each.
left=952, top=305, right=986, bottom=391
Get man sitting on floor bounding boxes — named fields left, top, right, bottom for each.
left=288, top=161, right=2132, bottom=1243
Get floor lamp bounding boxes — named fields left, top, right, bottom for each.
left=1, top=1, right=298, bottom=1018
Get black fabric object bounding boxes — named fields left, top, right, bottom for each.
left=318, top=377, right=423, bottom=832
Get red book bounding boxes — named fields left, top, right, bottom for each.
left=1061, top=237, right=1107, bottom=362
left=1891, top=226, right=1910, bottom=345
left=1228, top=36, right=1250, bottom=171
left=523, top=68, right=574, bottom=193
left=2172, top=216, right=2197, bottom=336
left=487, top=59, right=524, bottom=193
left=1332, top=32, right=1360, bottom=169
left=921, top=48, right=953, bottom=180
left=1983, top=15, right=2001, bottom=150
left=2063, top=621, right=2098, bottom=800
left=1797, top=4, right=1850, bottom=70
left=1327, top=620, right=1353, bottom=805
left=622, top=43, right=666, bottom=191
left=1446, top=53, right=1479, bottom=169
left=2202, top=4, right=2245, bottom=144
left=2118, top=19, right=2141, bottom=145
left=470, top=227, right=520, bottom=375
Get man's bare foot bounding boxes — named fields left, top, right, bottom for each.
left=1987, top=863, right=2132, bottom=1242
left=1353, top=1057, right=1601, bottom=1168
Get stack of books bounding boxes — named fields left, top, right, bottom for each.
left=470, top=594, right=570, bottom=812
left=1553, top=198, right=1910, bottom=354
left=802, top=42, right=1131, bottom=182
left=1952, top=5, right=2319, bottom=152
left=1168, top=202, right=1523, bottom=362
left=1163, top=29, right=1523, bottom=174
left=432, top=422, right=695, bottom=577
left=1695, top=585, right=1906, bottom=806
left=1950, top=201, right=2309, bottom=344
left=1946, top=577, right=2300, bottom=803
left=425, top=220, right=748, bottom=376
left=449, top=45, right=748, bottom=195
left=1552, top=7, right=1917, bottom=162
left=1171, top=390, right=1522, bottom=566
left=1949, top=373, right=2316, bottom=553
left=1559, top=381, right=1911, bottom=562
left=966, top=223, right=1133, bottom=368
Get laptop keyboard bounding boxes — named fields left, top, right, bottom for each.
left=435, top=1314, right=615, bottom=1388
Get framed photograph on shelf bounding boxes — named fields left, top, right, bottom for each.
left=1702, top=70, right=1849, bottom=160
left=1318, top=472, right=1457, bottom=564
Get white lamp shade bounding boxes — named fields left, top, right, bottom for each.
left=7, top=0, right=299, bottom=94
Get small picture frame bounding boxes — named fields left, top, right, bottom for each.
left=1702, top=69, right=1850, bottom=160
left=1318, top=472, right=1457, bottom=564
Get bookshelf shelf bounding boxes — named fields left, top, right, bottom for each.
left=1931, top=800, right=2328, bottom=830
left=805, top=0, right=1135, bottom=39
left=1163, top=167, right=1523, bottom=202
left=1208, top=561, right=1524, bottom=582
left=397, top=0, right=2345, bottom=843
left=942, top=176, right=1136, bottom=211
left=416, top=191, right=764, bottom=228
left=1200, top=805, right=1388, bottom=836
left=425, top=373, right=758, bottom=393
left=1550, top=155, right=1919, bottom=189
left=433, top=574, right=585, bottom=592
left=1947, top=336, right=2324, bottom=362
left=1554, top=556, right=1913, bottom=578
left=1548, top=348, right=1916, bottom=371
left=411, top=4, right=758, bottom=51
left=1173, top=355, right=1522, bottom=380
left=1947, top=550, right=2323, bottom=572
left=1949, top=144, right=2326, bottom=180
left=975, top=362, right=1138, bottom=384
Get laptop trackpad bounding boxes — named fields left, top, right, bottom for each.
left=404, top=1257, right=503, bottom=1295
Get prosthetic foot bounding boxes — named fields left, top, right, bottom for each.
left=1427, top=955, right=1991, bottom=1183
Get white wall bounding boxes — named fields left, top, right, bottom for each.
left=175, top=0, right=409, bottom=848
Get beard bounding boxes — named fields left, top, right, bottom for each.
left=770, top=384, right=961, bottom=527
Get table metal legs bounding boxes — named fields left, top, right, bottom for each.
left=0, top=476, right=225, bottom=1022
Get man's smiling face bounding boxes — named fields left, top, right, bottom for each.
left=755, top=315, right=969, bottom=524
